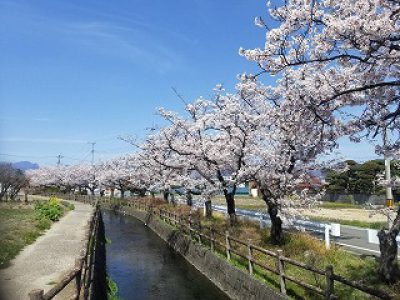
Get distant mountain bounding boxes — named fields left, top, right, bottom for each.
left=12, top=161, right=39, bottom=171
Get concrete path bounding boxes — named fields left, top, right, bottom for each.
left=0, top=201, right=94, bottom=300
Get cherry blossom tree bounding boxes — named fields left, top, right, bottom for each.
left=28, top=164, right=99, bottom=195
left=241, top=0, right=400, bottom=281
left=97, top=156, right=136, bottom=198
left=135, top=129, right=215, bottom=205
left=156, top=88, right=261, bottom=223
left=27, top=165, right=67, bottom=191
left=236, top=75, right=337, bottom=243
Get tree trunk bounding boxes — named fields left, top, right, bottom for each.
left=263, top=197, right=283, bottom=245
left=223, top=189, right=236, bottom=225
left=163, top=190, right=169, bottom=203
left=111, top=188, right=115, bottom=198
left=150, top=191, right=155, bottom=199
left=186, top=191, right=193, bottom=206
left=169, top=192, right=175, bottom=205
left=204, top=199, right=212, bottom=218
left=120, top=190, right=125, bottom=198
left=378, top=208, right=400, bottom=283
left=139, top=189, right=147, bottom=197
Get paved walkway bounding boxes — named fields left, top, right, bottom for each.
left=0, top=201, right=94, bottom=300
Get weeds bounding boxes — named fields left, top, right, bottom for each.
left=107, top=275, right=121, bottom=300
left=34, top=196, right=63, bottom=221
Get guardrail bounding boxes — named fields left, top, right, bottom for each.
left=28, top=200, right=101, bottom=300
left=119, top=199, right=393, bottom=300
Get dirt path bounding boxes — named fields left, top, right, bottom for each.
left=298, top=208, right=387, bottom=222
left=0, top=201, right=94, bottom=300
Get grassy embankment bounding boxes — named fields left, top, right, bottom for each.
left=0, top=197, right=74, bottom=268
left=148, top=200, right=399, bottom=299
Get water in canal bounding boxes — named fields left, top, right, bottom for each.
left=103, top=211, right=229, bottom=300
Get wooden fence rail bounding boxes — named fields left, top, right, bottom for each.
left=126, top=201, right=392, bottom=300
left=44, top=194, right=394, bottom=300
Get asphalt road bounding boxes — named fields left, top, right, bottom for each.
left=332, top=226, right=400, bottom=258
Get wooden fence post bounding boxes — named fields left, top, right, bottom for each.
left=325, top=265, right=334, bottom=299
left=210, top=227, right=214, bottom=252
left=198, top=223, right=202, bottom=244
left=75, top=258, right=82, bottom=298
left=225, top=231, right=231, bottom=261
left=276, top=250, right=287, bottom=295
left=189, top=216, right=192, bottom=239
left=247, top=243, right=254, bottom=275
left=28, top=289, right=44, bottom=300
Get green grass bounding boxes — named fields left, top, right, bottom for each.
left=236, top=204, right=265, bottom=211
left=0, top=198, right=72, bottom=268
left=0, top=205, right=48, bottom=268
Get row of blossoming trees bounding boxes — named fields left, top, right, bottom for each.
left=28, top=0, right=399, bottom=282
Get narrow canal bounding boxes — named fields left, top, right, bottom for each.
left=103, top=211, right=229, bottom=300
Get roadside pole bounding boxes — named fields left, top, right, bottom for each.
left=384, top=127, right=394, bottom=228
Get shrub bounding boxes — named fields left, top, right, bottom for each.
left=36, top=217, right=52, bottom=230
left=35, top=196, right=63, bottom=221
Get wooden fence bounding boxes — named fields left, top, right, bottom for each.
left=28, top=201, right=101, bottom=300
left=45, top=194, right=394, bottom=299
left=124, top=199, right=393, bottom=300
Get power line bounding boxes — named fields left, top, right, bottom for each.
left=77, top=151, right=92, bottom=164
left=0, top=153, right=54, bottom=159
left=56, top=154, right=64, bottom=166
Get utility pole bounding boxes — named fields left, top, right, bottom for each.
left=383, top=127, right=394, bottom=229
left=89, top=142, right=96, bottom=166
left=57, top=154, right=64, bottom=166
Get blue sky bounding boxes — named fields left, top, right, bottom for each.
left=0, top=0, right=380, bottom=165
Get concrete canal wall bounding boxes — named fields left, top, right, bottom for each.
left=112, top=206, right=287, bottom=300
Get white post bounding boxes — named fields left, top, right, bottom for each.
left=330, top=223, right=341, bottom=237
left=325, top=225, right=331, bottom=249
left=383, top=127, right=394, bottom=228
